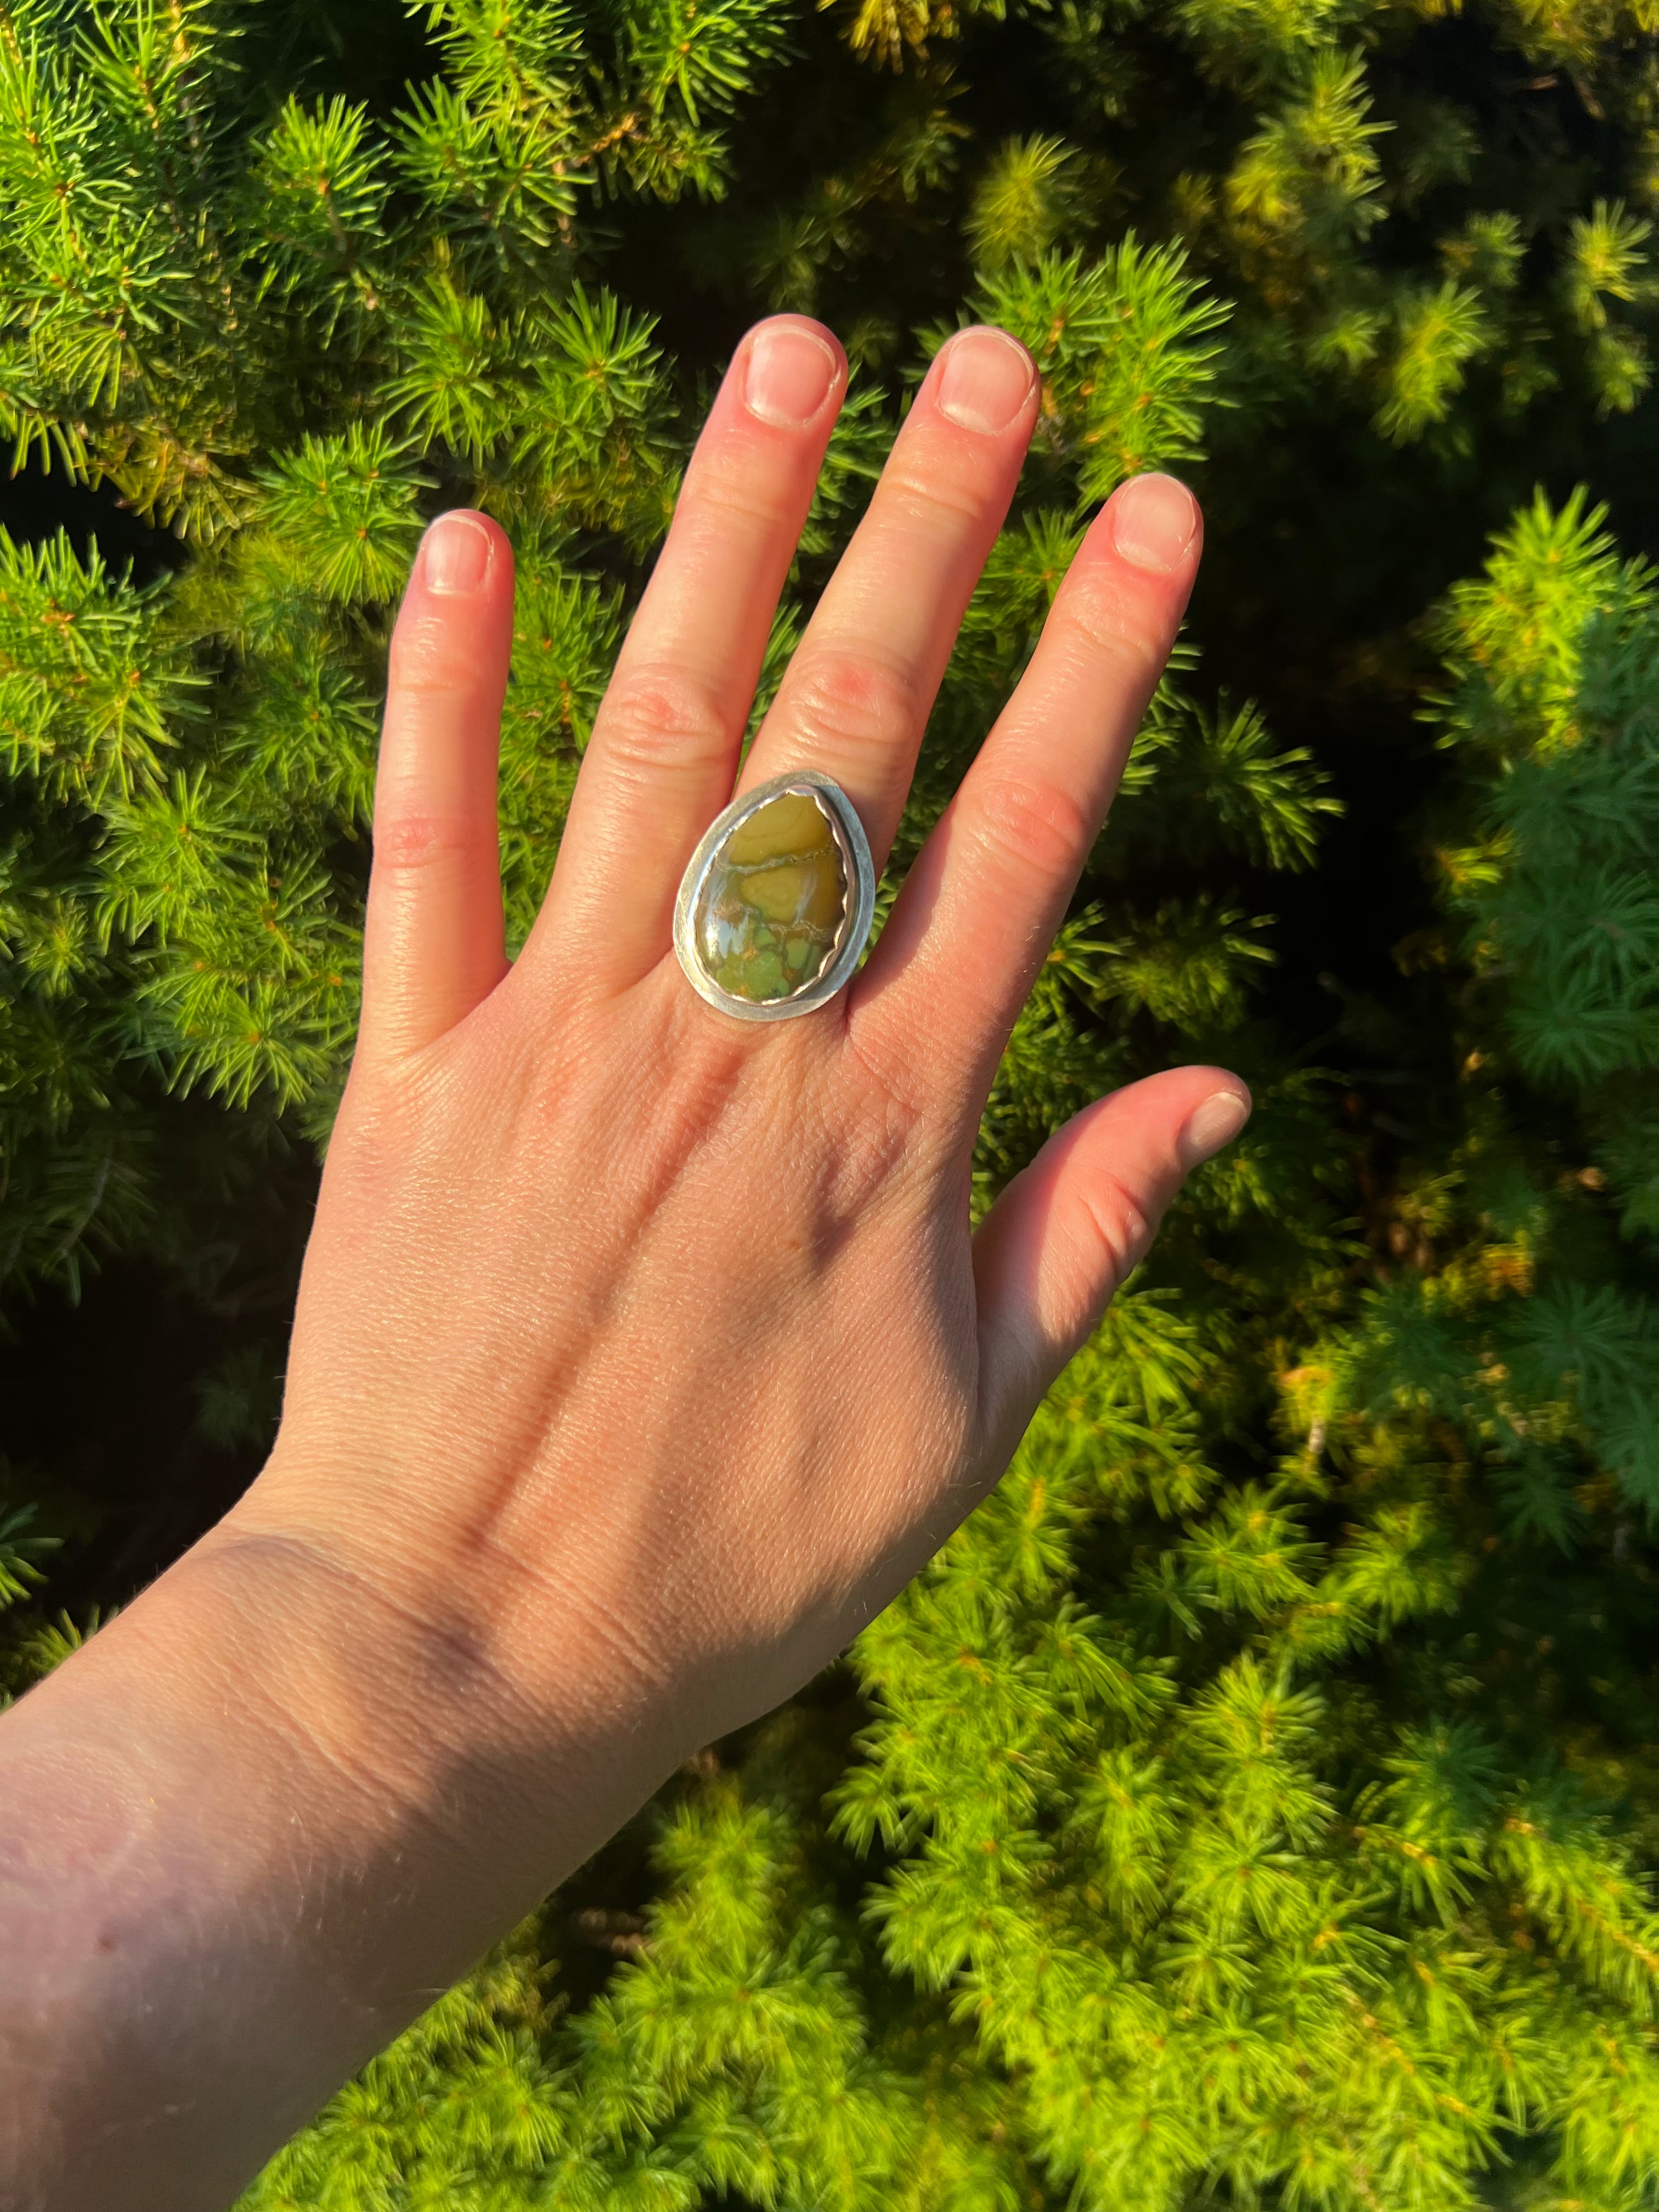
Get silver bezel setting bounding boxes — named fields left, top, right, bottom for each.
left=673, top=769, right=877, bottom=1023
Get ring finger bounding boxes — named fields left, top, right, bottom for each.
left=736, top=324, right=1040, bottom=871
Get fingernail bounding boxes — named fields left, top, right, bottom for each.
left=1109, top=473, right=1200, bottom=575
left=936, top=327, right=1036, bottom=435
left=422, top=510, right=493, bottom=594
left=744, top=323, right=838, bottom=427
left=1180, top=1088, right=1251, bottom=1169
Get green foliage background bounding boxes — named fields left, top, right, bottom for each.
left=6, top=0, right=1659, bottom=2202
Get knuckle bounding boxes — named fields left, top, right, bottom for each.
left=389, top=611, right=478, bottom=695
left=1076, top=1166, right=1155, bottom=1289
left=1054, top=581, right=1169, bottom=694
left=330, top=1056, right=428, bottom=1177
left=840, top=1016, right=930, bottom=1153
left=780, top=648, right=919, bottom=763
left=372, top=812, right=478, bottom=876
left=969, top=770, right=1092, bottom=882
left=686, top=459, right=788, bottom=534
left=879, top=467, right=986, bottom=533
left=594, top=664, right=734, bottom=780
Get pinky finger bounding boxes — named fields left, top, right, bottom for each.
left=971, top=1068, right=1250, bottom=1466
left=360, top=510, right=515, bottom=1064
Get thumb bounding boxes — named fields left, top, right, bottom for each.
left=971, top=1066, right=1250, bottom=1462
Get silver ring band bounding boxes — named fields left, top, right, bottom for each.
left=673, top=770, right=876, bottom=1023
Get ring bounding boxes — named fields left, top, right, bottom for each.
left=673, top=769, right=876, bottom=1022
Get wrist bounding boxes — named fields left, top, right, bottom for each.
left=217, top=1438, right=687, bottom=1879
left=0, top=1527, right=430, bottom=2209
left=0, top=1477, right=684, bottom=2211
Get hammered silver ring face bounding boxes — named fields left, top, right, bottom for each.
left=672, top=770, right=876, bottom=1023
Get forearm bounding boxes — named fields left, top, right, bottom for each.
left=0, top=1504, right=669, bottom=2212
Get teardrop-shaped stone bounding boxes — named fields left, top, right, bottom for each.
left=694, top=789, right=847, bottom=1003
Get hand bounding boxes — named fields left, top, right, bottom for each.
left=0, top=316, right=1246, bottom=2209
left=261, top=310, right=1245, bottom=1786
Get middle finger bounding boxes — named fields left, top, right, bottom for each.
left=736, top=325, right=1039, bottom=868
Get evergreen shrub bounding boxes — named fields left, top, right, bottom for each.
left=4, top=0, right=1659, bottom=2202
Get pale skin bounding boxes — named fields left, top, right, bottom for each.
left=0, top=316, right=1248, bottom=2211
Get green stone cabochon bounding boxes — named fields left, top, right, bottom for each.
left=694, top=789, right=848, bottom=1003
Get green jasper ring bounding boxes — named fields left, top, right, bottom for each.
left=673, top=769, right=877, bottom=1022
